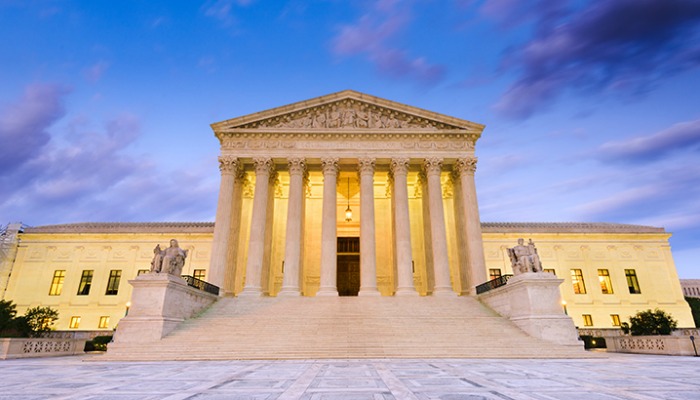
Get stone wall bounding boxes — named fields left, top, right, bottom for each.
left=0, top=338, right=86, bottom=360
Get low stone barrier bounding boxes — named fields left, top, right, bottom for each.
left=0, top=338, right=87, bottom=360
left=607, top=335, right=699, bottom=356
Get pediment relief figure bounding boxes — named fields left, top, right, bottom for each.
left=237, top=99, right=461, bottom=131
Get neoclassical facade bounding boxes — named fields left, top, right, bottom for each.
left=207, top=90, right=487, bottom=298
left=0, top=91, right=694, bottom=331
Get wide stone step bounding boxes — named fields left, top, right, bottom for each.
left=104, top=296, right=592, bottom=360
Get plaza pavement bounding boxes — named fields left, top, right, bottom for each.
left=1, top=352, right=699, bottom=400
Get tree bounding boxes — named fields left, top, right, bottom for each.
left=23, top=306, right=59, bottom=336
left=685, top=297, right=700, bottom=328
left=629, top=309, right=678, bottom=336
left=0, top=299, right=18, bottom=332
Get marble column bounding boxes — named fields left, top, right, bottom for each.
left=317, top=157, right=339, bottom=296
left=454, top=157, right=487, bottom=294
left=424, top=158, right=456, bottom=296
left=240, top=158, right=275, bottom=297
left=208, top=156, right=240, bottom=293
left=390, top=158, right=418, bottom=296
left=222, top=164, right=246, bottom=296
left=357, top=158, right=380, bottom=296
left=279, top=158, right=306, bottom=296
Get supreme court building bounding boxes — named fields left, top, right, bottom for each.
left=1, top=90, right=694, bottom=333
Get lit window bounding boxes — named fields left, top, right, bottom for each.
left=48, top=270, right=65, bottom=296
left=544, top=268, right=556, bottom=275
left=137, top=269, right=149, bottom=276
left=193, top=269, right=206, bottom=281
left=571, top=269, right=587, bottom=294
left=77, top=270, right=93, bottom=295
left=611, top=314, right=621, bottom=327
left=69, top=316, right=81, bottom=329
left=598, top=269, right=614, bottom=294
left=582, top=314, right=593, bottom=326
left=98, top=316, right=110, bottom=329
left=489, top=269, right=502, bottom=280
left=625, top=269, right=641, bottom=294
left=105, top=270, right=122, bottom=295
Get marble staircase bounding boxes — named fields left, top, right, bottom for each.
left=104, top=296, right=592, bottom=360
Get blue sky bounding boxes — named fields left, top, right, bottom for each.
left=1, top=0, right=699, bottom=278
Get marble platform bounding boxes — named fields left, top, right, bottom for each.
left=2, top=352, right=699, bottom=399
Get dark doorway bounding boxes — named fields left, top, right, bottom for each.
left=337, top=237, right=360, bottom=296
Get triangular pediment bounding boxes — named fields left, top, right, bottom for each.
left=211, top=90, right=484, bottom=133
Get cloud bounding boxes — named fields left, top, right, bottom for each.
left=598, top=119, right=700, bottom=162
left=0, top=84, right=218, bottom=225
left=493, top=0, right=700, bottom=119
left=331, top=2, right=445, bottom=84
left=84, top=60, right=110, bottom=83
left=201, top=0, right=253, bottom=26
left=0, top=84, right=67, bottom=171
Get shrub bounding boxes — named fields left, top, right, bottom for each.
left=685, top=297, right=700, bottom=328
left=0, top=299, right=18, bottom=333
left=84, top=335, right=113, bottom=352
left=23, top=306, right=59, bottom=336
left=629, top=309, right=678, bottom=336
left=580, top=335, right=607, bottom=349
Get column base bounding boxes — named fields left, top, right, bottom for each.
left=358, top=288, right=381, bottom=297
left=394, top=287, right=419, bottom=296
left=238, top=287, right=264, bottom=297
left=433, top=287, right=458, bottom=297
left=316, top=287, right=339, bottom=297
left=277, top=288, right=302, bottom=297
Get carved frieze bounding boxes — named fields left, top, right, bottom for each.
left=237, top=99, right=462, bottom=131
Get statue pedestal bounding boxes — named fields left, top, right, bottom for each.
left=479, top=272, right=581, bottom=347
left=112, top=273, right=218, bottom=344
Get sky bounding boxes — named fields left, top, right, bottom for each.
left=1, top=0, right=699, bottom=278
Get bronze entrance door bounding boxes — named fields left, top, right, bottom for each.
left=337, top=237, right=360, bottom=296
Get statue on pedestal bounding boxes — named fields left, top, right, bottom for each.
left=508, top=238, right=543, bottom=275
left=150, top=239, right=188, bottom=276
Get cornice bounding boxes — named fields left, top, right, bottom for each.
left=23, top=222, right=215, bottom=234
left=481, top=222, right=666, bottom=234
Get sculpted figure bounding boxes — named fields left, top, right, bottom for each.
left=507, top=238, right=543, bottom=275
left=329, top=106, right=341, bottom=128
left=312, top=112, right=326, bottom=128
left=356, top=108, right=369, bottom=128
left=150, top=239, right=188, bottom=276
left=342, top=108, right=356, bottom=127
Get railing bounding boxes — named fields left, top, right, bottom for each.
left=475, top=274, right=513, bottom=295
left=182, top=275, right=220, bottom=296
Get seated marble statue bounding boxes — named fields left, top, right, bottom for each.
left=150, top=239, right=188, bottom=276
left=507, top=238, right=543, bottom=275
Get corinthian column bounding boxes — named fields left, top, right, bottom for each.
left=390, top=158, right=418, bottom=296
left=317, top=157, right=339, bottom=296
left=424, top=158, right=456, bottom=296
left=358, top=158, right=380, bottom=296
left=279, top=158, right=306, bottom=296
left=209, top=156, right=241, bottom=294
left=454, top=157, right=487, bottom=294
left=240, top=158, right=275, bottom=297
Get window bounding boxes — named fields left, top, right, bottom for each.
left=544, top=268, right=556, bottom=275
left=582, top=314, right=593, bottom=326
left=611, top=314, right=621, bottom=327
left=489, top=269, right=502, bottom=280
left=193, top=269, right=206, bottom=281
left=571, top=269, right=587, bottom=294
left=98, top=316, right=110, bottom=329
left=625, top=269, right=641, bottom=294
left=77, top=270, right=93, bottom=295
left=105, top=270, right=122, bottom=295
left=69, top=316, right=81, bottom=329
left=48, top=270, right=65, bottom=296
left=137, top=269, right=149, bottom=276
left=598, top=269, right=614, bottom=294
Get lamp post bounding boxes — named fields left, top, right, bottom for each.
left=561, top=300, right=568, bottom=315
left=125, top=301, right=131, bottom=317
left=344, top=177, right=352, bottom=222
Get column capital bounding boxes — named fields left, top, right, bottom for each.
left=454, top=157, right=478, bottom=176
left=218, top=156, right=240, bottom=175
left=423, top=157, right=443, bottom=177
left=287, top=157, right=307, bottom=176
left=357, top=158, right=375, bottom=175
left=321, top=157, right=340, bottom=175
left=253, top=157, right=275, bottom=175
left=390, top=158, right=410, bottom=175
